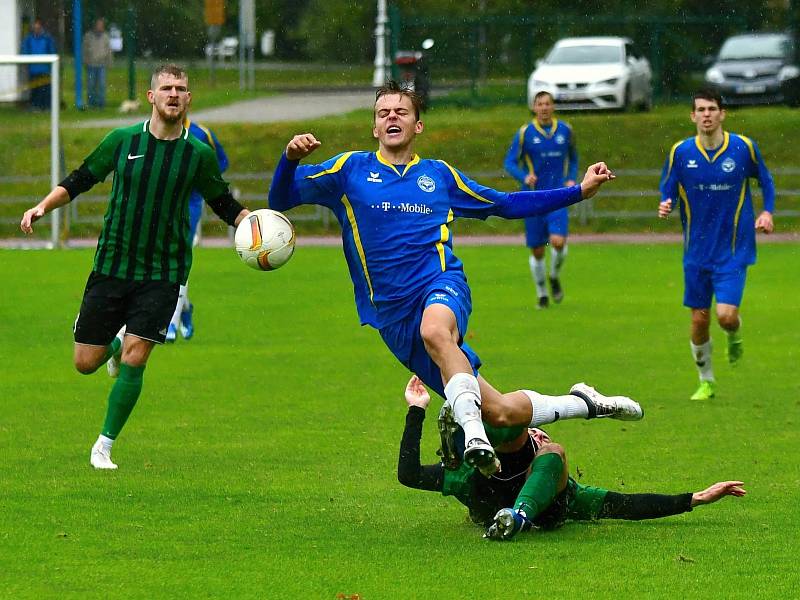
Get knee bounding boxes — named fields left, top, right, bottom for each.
left=537, top=442, right=566, bottom=461
left=532, top=247, right=545, bottom=259
left=717, top=312, right=740, bottom=331
left=74, top=358, right=98, bottom=375
left=691, top=310, right=711, bottom=329
left=419, top=322, right=453, bottom=353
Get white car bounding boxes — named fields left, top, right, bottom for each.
left=528, top=37, right=652, bottom=111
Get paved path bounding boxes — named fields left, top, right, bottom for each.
left=69, top=90, right=376, bottom=129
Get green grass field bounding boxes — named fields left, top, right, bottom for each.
left=2, top=242, right=798, bottom=598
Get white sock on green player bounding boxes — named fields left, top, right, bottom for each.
left=550, top=245, right=567, bottom=278
left=522, top=389, right=589, bottom=426
left=443, top=372, right=488, bottom=444
left=169, top=284, right=188, bottom=328
left=97, top=433, right=114, bottom=452
left=690, top=340, right=714, bottom=381
left=529, top=256, right=547, bottom=297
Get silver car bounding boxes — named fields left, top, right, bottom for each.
left=527, top=37, right=653, bottom=111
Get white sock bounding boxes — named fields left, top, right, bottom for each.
left=529, top=256, right=547, bottom=298
left=170, top=284, right=188, bottom=328
left=690, top=340, right=714, bottom=381
left=550, top=245, right=567, bottom=279
left=443, top=373, right=488, bottom=444
left=97, top=434, right=114, bottom=451
left=522, top=389, right=589, bottom=426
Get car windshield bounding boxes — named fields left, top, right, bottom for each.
left=546, top=45, right=622, bottom=65
left=718, top=35, right=790, bottom=60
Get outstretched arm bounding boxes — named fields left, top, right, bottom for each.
left=596, top=480, right=745, bottom=520
left=20, top=186, right=71, bottom=234
left=397, top=376, right=445, bottom=492
left=690, top=481, right=746, bottom=507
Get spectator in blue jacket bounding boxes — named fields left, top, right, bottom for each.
left=21, top=18, right=57, bottom=111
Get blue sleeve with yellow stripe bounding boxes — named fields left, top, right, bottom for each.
left=659, top=141, right=682, bottom=202
left=566, top=128, right=579, bottom=182
left=745, top=138, right=775, bottom=213
left=269, top=152, right=351, bottom=211
left=438, top=161, right=583, bottom=220
left=503, top=127, right=530, bottom=185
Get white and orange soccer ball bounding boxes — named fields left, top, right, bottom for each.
left=234, top=209, right=296, bottom=271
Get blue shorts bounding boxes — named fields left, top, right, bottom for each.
left=525, top=207, right=569, bottom=248
left=683, top=262, right=748, bottom=309
left=188, top=195, right=203, bottom=241
left=378, top=274, right=481, bottom=398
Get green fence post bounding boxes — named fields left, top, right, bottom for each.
left=126, top=3, right=136, bottom=101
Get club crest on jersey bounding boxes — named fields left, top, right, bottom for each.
left=721, top=157, right=736, bottom=173
left=555, top=134, right=566, bottom=145
left=417, top=175, right=436, bottom=192
left=367, top=171, right=383, bottom=183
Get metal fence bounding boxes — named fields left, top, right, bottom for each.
left=3, top=168, right=799, bottom=243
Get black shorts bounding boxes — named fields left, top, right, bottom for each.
left=73, top=272, right=179, bottom=345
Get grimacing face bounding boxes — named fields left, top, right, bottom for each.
left=373, top=93, right=423, bottom=152
left=691, top=98, right=725, bottom=136
left=148, top=73, right=191, bottom=124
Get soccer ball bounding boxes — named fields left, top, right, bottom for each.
left=234, top=209, right=296, bottom=271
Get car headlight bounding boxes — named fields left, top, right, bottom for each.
left=705, top=67, right=724, bottom=84
left=596, top=78, right=619, bottom=86
left=778, top=65, right=800, bottom=82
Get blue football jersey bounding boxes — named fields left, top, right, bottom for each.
left=504, top=118, right=578, bottom=191
left=660, top=132, right=775, bottom=267
left=270, top=151, right=582, bottom=328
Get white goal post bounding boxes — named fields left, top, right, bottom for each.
left=0, top=54, right=60, bottom=247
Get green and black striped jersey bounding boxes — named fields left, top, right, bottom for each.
left=83, top=120, right=229, bottom=284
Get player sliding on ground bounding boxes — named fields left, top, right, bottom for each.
left=398, top=375, right=746, bottom=539
left=269, top=80, right=639, bottom=476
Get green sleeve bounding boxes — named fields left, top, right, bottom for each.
left=194, top=143, right=229, bottom=200
left=83, top=129, right=125, bottom=182
left=441, top=462, right=475, bottom=508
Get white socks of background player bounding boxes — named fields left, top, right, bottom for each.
left=444, top=373, right=489, bottom=445
left=529, top=256, right=547, bottom=298
left=522, top=389, right=589, bottom=426
left=690, top=340, right=714, bottom=381
left=169, top=284, right=189, bottom=329
left=550, top=245, right=567, bottom=279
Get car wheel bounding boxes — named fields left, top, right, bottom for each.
left=639, top=89, right=653, bottom=112
left=623, top=84, right=634, bottom=112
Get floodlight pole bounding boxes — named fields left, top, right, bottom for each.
left=372, top=0, right=390, bottom=87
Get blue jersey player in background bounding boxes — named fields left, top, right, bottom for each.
left=166, top=118, right=230, bottom=342
left=269, top=81, right=642, bottom=476
left=659, top=89, right=775, bottom=401
left=504, top=91, right=578, bottom=309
